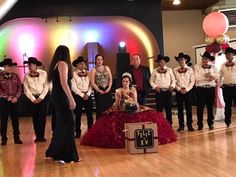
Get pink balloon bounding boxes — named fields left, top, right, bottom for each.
left=203, top=12, right=229, bottom=37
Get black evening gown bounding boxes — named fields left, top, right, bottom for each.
left=46, top=67, right=79, bottom=162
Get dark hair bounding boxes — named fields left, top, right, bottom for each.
left=122, top=75, right=132, bottom=88
left=132, top=53, right=141, bottom=58
left=48, top=45, right=72, bottom=82
left=95, top=54, right=104, bottom=65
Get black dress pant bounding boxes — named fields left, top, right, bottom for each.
left=137, top=91, right=146, bottom=105
left=74, top=94, right=94, bottom=136
left=155, top=91, right=173, bottom=125
left=0, top=98, right=20, bottom=141
left=28, top=97, right=48, bottom=139
left=222, top=85, right=236, bottom=125
left=196, top=87, right=215, bottom=128
left=176, top=90, right=193, bottom=128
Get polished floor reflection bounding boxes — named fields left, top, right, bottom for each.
left=0, top=108, right=236, bottom=177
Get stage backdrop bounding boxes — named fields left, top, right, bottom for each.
left=0, top=16, right=159, bottom=81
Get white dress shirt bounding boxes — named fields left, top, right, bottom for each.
left=174, top=65, right=195, bottom=92
left=150, top=66, right=176, bottom=89
left=219, top=60, right=236, bottom=86
left=23, top=69, right=49, bottom=102
left=194, top=64, right=218, bottom=87
left=71, top=69, right=93, bottom=98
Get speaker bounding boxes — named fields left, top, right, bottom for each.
left=116, top=53, right=130, bottom=68
left=86, top=42, right=99, bottom=70
left=116, top=53, right=130, bottom=87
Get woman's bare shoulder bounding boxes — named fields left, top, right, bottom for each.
left=130, top=86, right=137, bottom=91
left=57, top=61, right=68, bottom=73
left=116, top=88, right=123, bottom=93
left=54, top=61, right=67, bottom=70
left=58, top=61, right=67, bottom=65
left=104, top=65, right=111, bottom=70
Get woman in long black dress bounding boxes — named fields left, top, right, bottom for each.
left=46, top=45, right=79, bottom=163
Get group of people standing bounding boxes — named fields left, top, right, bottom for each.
left=149, top=47, right=236, bottom=132
left=0, top=45, right=235, bottom=163
left=0, top=57, right=51, bottom=145
left=0, top=57, right=49, bottom=145
left=0, top=45, right=116, bottom=163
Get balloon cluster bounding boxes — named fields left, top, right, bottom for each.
left=203, top=12, right=230, bottom=54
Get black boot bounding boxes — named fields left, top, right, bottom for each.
left=209, top=125, right=214, bottom=130
left=14, top=136, right=23, bottom=144
left=177, top=127, right=184, bottom=132
left=188, top=126, right=195, bottom=131
left=198, top=125, right=203, bottom=131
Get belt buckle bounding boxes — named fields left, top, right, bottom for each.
left=160, top=88, right=168, bottom=91
left=227, top=84, right=236, bottom=87
left=202, top=85, right=212, bottom=88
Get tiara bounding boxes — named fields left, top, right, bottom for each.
left=122, top=72, right=132, bottom=80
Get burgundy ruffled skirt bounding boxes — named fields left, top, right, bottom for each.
left=81, top=107, right=177, bottom=148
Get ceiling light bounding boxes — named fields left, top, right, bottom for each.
left=173, top=0, right=181, bottom=5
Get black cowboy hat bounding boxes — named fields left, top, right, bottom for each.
left=72, top=56, right=87, bottom=67
left=175, top=52, right=191, bottom=63
left=24, top=57, right=42, bottom=66
left=200, top=51, right=215, bottom=61
left=0, top=58, right=17, bottom=67
left=224, top=47, right=236, bottom=55
left=156, top=54, right=170, bottom=63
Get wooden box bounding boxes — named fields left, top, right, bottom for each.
left=124, top=122, right=158, bottom=154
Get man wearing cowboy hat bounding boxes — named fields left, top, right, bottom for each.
left=219, top=47, right=236, bottom=127
left=150, top=54, right=176, bottom=126
left=173, top=52, right=195, bottom=132
left=194, top=51, right=218, bottom=130
left=23, top=57, right=49, bottom=142
left=0, top=58, right=23, bottom=145
left=71, top=56, right=93, bottom=138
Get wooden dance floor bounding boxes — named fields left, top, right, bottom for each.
left=1, top=107, right=236, bottom=177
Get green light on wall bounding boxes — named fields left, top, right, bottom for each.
left=0, top=28, right=10, bottom=61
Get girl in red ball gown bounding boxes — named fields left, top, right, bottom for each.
left=81, top=72, right=177, bottom=148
